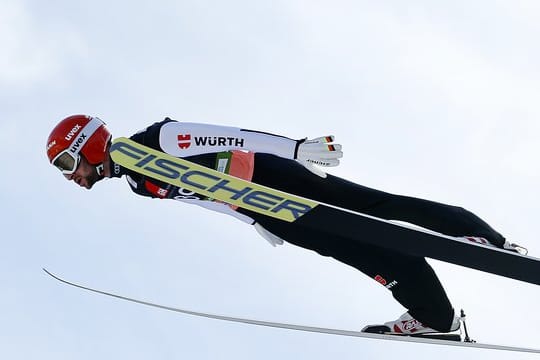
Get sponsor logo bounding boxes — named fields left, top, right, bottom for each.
left=178, top=134, right=191, bottom=149
left=69, top=134, right=87, bottom=153
left=374, top=275, right=387, bottom=286
left=144, top=180, right=169, bottom=198
left=157, top=188, right=168, bottom=197
left=464, top=236, right=489, bottom=245
left=173, top=187, right=200, bottom=200
left=111, top=141, right=314, bottom=220
left=65, top=124, right=82, bottom=141
left=177, top=134, right=245, bottom=150
left=374, top=275, right=398, bottom=289
left=46, top=140, right=56, bottom=151
left=402, top=319, right=423, bottom=332
left=113, top=163, right=121, bottom=175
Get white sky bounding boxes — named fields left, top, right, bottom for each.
left=1, top=0, right=539, bottom=358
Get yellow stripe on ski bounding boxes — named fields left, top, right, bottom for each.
left=110, top=137, right=319, bottom=222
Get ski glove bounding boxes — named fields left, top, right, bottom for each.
left=254, top=223, right=285, bottom=247
left=295, top=136, right=343, bottom=178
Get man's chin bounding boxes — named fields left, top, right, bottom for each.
left=84, top=175, right=105, bottom=189
left=77, top=179, right=94, bottom=189
left=84, top=180, right=97, bottom=189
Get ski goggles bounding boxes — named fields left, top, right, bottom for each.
left=51, top=117, right=104, bottom=175
left=52, top=150, right=82, bottom=175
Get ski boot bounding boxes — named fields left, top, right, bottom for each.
left=362, top=311, right=463, bottom=342
left=463, top=236, right=528, bottom=255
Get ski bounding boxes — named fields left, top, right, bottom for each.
left=110, top=137, right=540, bottom=285
left=44, top=268, right=540, bottom=354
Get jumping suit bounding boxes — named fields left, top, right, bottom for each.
left=110, top=118, right=506, bottom=332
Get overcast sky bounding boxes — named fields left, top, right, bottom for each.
left=1, top=0, right=540, bottom=359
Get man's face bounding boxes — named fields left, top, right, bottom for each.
left=64, top=155, right=102, bottom=189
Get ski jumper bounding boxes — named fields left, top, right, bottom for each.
left=110, top=118, right=506, bottom=332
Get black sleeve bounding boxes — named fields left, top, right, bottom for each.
left=129, top=117, right=176, bottom=151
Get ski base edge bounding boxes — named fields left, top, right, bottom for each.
left=43, top=268, right=540, bottom=354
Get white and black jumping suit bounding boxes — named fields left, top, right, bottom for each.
left=111, top=118, right=506, bottom=332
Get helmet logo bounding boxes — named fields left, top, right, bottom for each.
left=65, top=124, right=82, bottom=141
left=47, top=140, right=56, bottom=151
left=69, top=134, right=87, bottom=153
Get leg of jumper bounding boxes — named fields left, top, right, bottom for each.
left=250, top=212, right=456, bottom=332
left=248, top=155, right=501, bottom=330
left=360, top=194, right=506, bottom=247
left=311, top=174, right=505, bottom=246
left=330, top=242, right=455, bottom=332
left=251, top=154, right=505, bottom=246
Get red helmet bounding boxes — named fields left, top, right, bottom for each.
left=46, top=115, right=112, bottom=175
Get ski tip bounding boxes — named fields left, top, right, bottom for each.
left=43, top=268, right=62, bottom=282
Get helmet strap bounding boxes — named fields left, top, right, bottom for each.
left=96, top=163, right=105, bottom=176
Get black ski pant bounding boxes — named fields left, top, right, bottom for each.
left=238, top=154, right=506, bottom=332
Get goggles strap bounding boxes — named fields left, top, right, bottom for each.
left=95, top=163, right=104, bottom=176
